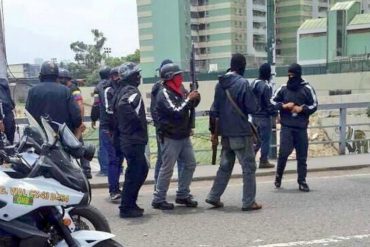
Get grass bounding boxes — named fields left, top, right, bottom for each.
left=83, top=117, right=219, bottom=166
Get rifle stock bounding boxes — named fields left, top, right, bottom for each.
left=210, top=117, right=219, bottom=165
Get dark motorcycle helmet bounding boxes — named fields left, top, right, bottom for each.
left=58, top=69, right=72, bottom=85
left=99, top=66, right=111, bottom=79
left=39, top=61, right=59, bottom=81
left=58, top=68, right=72, bottom=79
left=118, top=62, right=141, bottom=86
left=110, top=66, right=119, bottom=76
left=160, top=63, right=183, bottom=81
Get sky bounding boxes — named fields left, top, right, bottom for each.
left=2, top=0, right=139, bottom=64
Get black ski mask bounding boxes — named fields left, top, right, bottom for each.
left=287, top=63, right=303, bottom=91
left=230, top=53, right=246, bottom=76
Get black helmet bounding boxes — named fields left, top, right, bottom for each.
left=58, top=68, right=72, bottom=79
left=40, top=61, right=59, bottom=77
left=99, top=66, right=111, bottom=79
left=110, top=67, right=119, bottom=76
left=160, top=63, right=182, bottom=81
left=118, top=62, right=141, bottom=81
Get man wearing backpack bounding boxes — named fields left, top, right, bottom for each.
left=251, top=63, right=277, bottom=169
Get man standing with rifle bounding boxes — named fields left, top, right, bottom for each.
left=206, top=54, right=262, bottom=211
left=152, top=62, right=200, bottom=210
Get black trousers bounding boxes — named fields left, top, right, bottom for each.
left=79, top=137, right=91, bottom=175
left=4, top=112, right=15, bottom=144
left=120, top=144, right=149, bottom=210
left=276, top=126, right=308, bottom=183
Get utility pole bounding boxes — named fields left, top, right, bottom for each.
left=267, top=0, right=277, bottom=159
left=0, top=3, right=8, bottom=80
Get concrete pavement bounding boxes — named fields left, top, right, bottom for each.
left=89, top=153, right=370, bottom=189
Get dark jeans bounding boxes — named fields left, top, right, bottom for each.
left=253, top=116, right=272, bottom=162
left=120, top=144, right=149, bottom=210
left=100, top=129, right=124, bottom=193
left=154, top=134, right=185, bottom=185
left=207, top=136, right=257, bottom=208
left=98, top=128, right=109, bottom=174
left=4, top=112, right=15, bottom=144
left=276, top=126, right=308, bottom=183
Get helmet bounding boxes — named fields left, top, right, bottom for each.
left=99, top=66, right=111, bottom=79
left=40, top=61, right=59, bottom=77
left=58, top=69, right=72, bottom=79
left=110, top=66, right=119, bottom=76
left=160, top=63, right=182, bottom=80
left=156, top=59, right=173, bottom=71
left=118, top=62, right=141, bottom=81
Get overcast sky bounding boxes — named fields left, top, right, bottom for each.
left=3, top=0, right=139, bottom=64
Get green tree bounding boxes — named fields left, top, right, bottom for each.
left=125, top=49, right=140, bottom=63
left=70, top=29, right=106, bottom=70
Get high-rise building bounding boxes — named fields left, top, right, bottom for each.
left=275, top=0, right=333, bottom=65
left=137, top=0, right=191, bottom=79
left=137, top=0, right=268, bottom=78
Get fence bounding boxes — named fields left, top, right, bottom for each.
left=72, top=102, right=370, bottom=165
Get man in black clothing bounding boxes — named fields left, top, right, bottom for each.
left=251, top=63, right=277, bottom=168
left=0, top=78, right=16, bottom=144
left=26, top=61, right=82, bottom=133
left=271, top=63, right=318, bottom=192
left=91, top=67, right=112, bottom=177
left=91, top=67, right=124, bottom=201
left=113, top=62, right=148, bottom=218
left=58, top=69, right=91, bottom=179
left=206, top=54, right=261, bottom=211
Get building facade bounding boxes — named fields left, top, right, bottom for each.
left=298, top=1, right=370, bottom=64
left=275, top=0, right=333, bottom=65
left=137, top=0, right=268, bottom=78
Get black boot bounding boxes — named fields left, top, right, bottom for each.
left=120, top=208, right=144, bottom=218
left=298, top=182, right=310, bottom=192
left=152, top=201, right=175, bottom=210
left=274, top=175, right=282, bottom=188
left=176, top=197, right=198, bottom=208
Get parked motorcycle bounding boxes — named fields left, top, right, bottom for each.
left=0, top=111, right=122, bottom=246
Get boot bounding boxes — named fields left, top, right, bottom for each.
left=259, top=160, right=275, bottom=169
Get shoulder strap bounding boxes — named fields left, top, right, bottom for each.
left=225, top=89, right=260, bottom=142
left=225, top=89, right=248, bottom=121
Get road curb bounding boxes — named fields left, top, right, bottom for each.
left=89, top=163, right=370, bottom=189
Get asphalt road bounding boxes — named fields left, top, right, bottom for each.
left=90, top=168, right=370, bottom=247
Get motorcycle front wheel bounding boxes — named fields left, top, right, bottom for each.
left=94, top=239, right=123, bottom=247
left=69, top=205, right=111, bottom=233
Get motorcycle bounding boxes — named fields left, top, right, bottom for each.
left=0, top=111, right=122, bottom=247
left=0, top=128, right=111, bottom=234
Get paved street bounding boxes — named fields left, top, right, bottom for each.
left=91, top=168, right=370, bottom=247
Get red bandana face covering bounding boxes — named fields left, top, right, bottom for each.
left=166, top=74, right=183, bottom=96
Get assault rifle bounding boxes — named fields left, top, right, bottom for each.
left=189, top=43, right=198, bottom=129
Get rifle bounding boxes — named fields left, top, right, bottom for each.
left=210, top=116, right=219, bottom=165
left=189, top=43, right=198, bottom=129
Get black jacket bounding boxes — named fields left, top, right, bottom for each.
left=26, top=81, right=82, bottom=131
left=156, top=85, right=198, bottom=140
left=150, top=80, right=162, bottom=128
left=211, top=72, right=257, bottom=137
left=251, top=79, right=277, bottom=118
left=113, top=84, right=148, bottom=146
left=91, top=79, right=117, bottom=130
left=272, top=81, right=318, bottom=129
left=0, top=79, right=15, bottom=120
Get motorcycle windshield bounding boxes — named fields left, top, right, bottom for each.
left=59, top=124, right=81, bottom=149
left=41, top=118, right=56, bottom=145
left=24, top=110, right=46, bottom=142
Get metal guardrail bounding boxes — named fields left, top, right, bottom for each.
left=14, top=102, right=370, bottom=158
